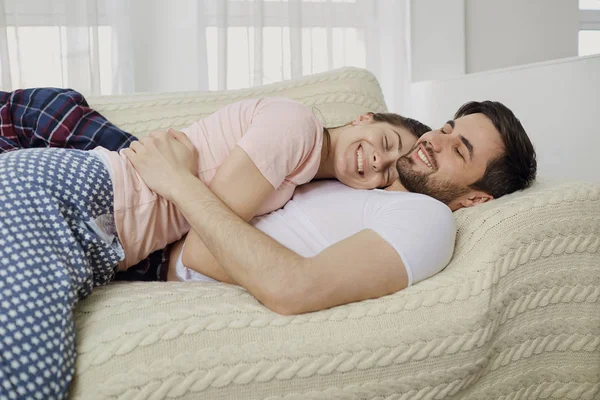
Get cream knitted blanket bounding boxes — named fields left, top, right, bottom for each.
left=72, top=68, right=600, bottom=399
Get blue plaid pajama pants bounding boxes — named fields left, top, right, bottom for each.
left=0, top=148, right=121, bottom=399
left=0, top=88, right=136, bottom=153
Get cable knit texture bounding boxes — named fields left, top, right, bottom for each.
left=73, top=68, right=600, bottom=399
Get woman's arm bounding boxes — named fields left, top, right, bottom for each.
left=173, top=98, right=320, bottom=283
left=178, top=145, right=276, bottom=283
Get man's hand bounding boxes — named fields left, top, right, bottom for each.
left=123, top=129, right=198, bottom=202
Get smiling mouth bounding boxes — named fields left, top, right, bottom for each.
left=357, top=145, right=365, bottom=176
left=416, top=145, right=435, bottom=170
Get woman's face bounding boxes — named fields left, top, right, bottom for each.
left=333, top=114, right=419, bottom=189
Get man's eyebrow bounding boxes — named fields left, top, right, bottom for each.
left=446, top=120, right=455, bottom=129
left=460, top=134, right=474, bottom=161
left=392, top=129, right=402, bottom=150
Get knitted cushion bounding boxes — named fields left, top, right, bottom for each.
left=73, top=68, right=600, bottom=399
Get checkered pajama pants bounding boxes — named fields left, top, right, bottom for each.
left=0, top=148, right=122, bottom=399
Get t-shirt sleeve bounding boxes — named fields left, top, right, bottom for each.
left=363, top=194, right=456, bottom=286
left=236, top=97, right=323, bottom=189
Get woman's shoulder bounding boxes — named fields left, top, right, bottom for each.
left=246, top=96, right=323, bottom=154
left=255, top=97, right=317, bottom=120
left=215, top=97, right=321, bottom=133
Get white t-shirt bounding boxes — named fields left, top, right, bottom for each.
left=177, top=180, right=456, bottom=286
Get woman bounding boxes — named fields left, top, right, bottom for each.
left=0, top=89, right=430, bottom=399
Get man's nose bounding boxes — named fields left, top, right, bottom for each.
left=428, top=136, right=443, bottom=153
left=429, top=131, right=456, bottom=153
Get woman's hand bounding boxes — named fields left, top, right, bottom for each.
left=123, top=129, right=199, bottom=202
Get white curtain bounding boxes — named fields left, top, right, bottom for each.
left=0, top=0, right=412, bottom=112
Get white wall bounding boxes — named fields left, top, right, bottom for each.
left=407, top=55, right=600, bottom=184
left=411, top=0, right=465, bottom=82
left=465, top=0, right=579, bottom=73
left=410, top=0, right=579, bottom=81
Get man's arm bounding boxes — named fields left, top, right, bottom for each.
left=170, top=174, right=409, bottom=314
left=124, top=131, right=409, bottom=314
left=179, top=146, right=276, bottom=284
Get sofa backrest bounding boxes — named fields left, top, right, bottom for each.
left=86, top=67, right=387, bottom=138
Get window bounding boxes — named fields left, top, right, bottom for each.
left=3, top=26, right=113, bottom=93
left=202, top=0, right=366, bottom=90
left=579, top=0, right=600, bottom=56
left=0, top=0, right=115, bottom=93
left=1, top=0, right=367, bottom=93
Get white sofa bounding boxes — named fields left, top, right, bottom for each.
left=72, top=68, right=600, bottom=399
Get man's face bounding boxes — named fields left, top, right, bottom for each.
left=396, top=113, right=504, bottom=210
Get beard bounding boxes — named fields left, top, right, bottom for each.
left=397, top=155, right=470, bottom=205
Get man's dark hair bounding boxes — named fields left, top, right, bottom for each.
left=455, top=101, right=536, bottom=198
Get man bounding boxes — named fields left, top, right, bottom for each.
left=125, top=100, right=537, bottom=315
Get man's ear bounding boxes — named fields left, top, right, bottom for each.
left=351, top=112, right=374, bottom=126
left=449, top=190, right=493, bottom=211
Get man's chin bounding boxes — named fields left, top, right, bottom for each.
left=398, top=170, right=467, bottom=205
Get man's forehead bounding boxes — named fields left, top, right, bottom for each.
left=455, top=112, right=489, bottom=127
left=453, top=114, right=504, bottom=156
left=455, top=114, right=500, bottom=140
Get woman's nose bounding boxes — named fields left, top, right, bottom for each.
left=372, top=151, right=395, bottom=171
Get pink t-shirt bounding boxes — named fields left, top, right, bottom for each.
left=93, top=97, right=323, bottom=269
